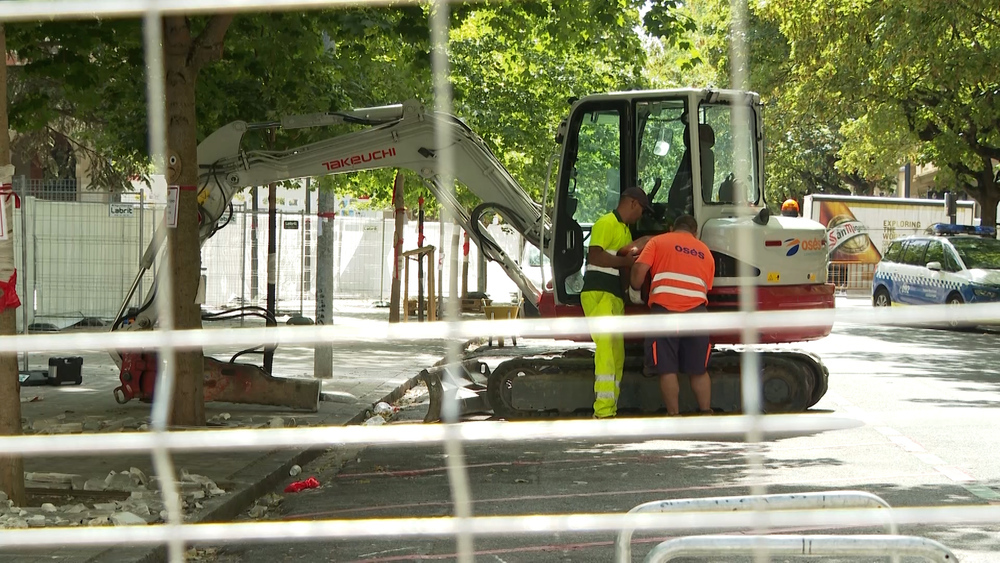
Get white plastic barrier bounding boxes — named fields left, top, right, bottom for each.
left=616, top=491, right=896, bottom=563
left=643, top=534, right=957, bottom=563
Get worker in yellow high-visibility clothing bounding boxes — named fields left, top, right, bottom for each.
left=582, top=187, right=652, bottom=419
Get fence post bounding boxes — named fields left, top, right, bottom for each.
left=314, top=188, right=335, bottom=379
left=418, top=196, right=425, bottom=322
left=240, top=205, right=247, bottom=327
left=18, top=179, right=28, bottom=371
left=137, top=190, right=144, bottom=311
left=299, top=208, right=305, bottom=316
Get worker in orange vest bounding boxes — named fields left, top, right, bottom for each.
left=628, top=214, right=715, bottom=415
left=781, top=198, right=800, bottom=217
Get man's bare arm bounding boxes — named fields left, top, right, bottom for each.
left=587, top=245, right=634, bottom=269
left=630, top=261, right=651, bottom=289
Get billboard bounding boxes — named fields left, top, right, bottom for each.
left=804, top=195, right=976, bottom=263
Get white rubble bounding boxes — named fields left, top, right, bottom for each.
left=111, top=512, right=147, bottom=526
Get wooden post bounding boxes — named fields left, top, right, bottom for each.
left=402, top=257, right=409, bottom=323
left=428, top=248, right=436, bottom=322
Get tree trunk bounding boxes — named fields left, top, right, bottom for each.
left=0, top=23, right=25, bottom=506
left=389, top=171, right=405, bottom=323
left=978, top=159, right=999, bottom=233
left=163, top=17, right=206, bottom=427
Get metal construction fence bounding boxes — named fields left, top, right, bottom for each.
left=0, top=2, right=995, bottom=563
left=9, top=182, right=525, bottom=329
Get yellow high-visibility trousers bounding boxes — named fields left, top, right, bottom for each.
left=581, top=290, right=624, bottom=418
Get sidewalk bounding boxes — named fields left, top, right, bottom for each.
left=5, top=300, right=451, bottom=563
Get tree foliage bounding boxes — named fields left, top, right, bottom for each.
left=757, top=0, right=1000, bottom=224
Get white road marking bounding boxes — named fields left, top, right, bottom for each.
left=827, top=391, right=998, bottom=501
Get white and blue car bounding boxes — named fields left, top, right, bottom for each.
left=872, top=223, right=1000, bottom=308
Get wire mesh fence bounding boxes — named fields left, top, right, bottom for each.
left=10, top=186, right=526, bottom=329
left=0, top=1, right=996, bottom=563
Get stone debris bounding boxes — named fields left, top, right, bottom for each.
left=129, top=467, right=148, bottom=486
left=104, top=471, right=134, bottom=491
left=289, top=465, right=302, bottom=477
left=25, top=472, right=87, bottom=491
left=88, top=516, right=110, bottom=527
left=247, top=503, right=268, bottom=518
left=111, top=512, right=146, bottom=526
left=268, top=417, right=285, bottom=428
left=83, top=478, right=108, bottom=491
left=362, top=414, right=386, bottom=426
left=40, top=503, right=57, bottom=513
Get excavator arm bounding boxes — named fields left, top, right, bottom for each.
left=199, top=99, right=549, bottom=300
left=118, top=100, right=552, bottom=332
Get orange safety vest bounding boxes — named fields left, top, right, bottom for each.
left=636, top=232, right=715, bottom=312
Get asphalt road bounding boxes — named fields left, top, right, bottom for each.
left=204, top=319, right=1000, bottom=562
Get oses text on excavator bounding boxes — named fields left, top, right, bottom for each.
left=321, top=147, right=397, bottom=171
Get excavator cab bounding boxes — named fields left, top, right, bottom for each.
left=546, top=89, right=834, bottom=344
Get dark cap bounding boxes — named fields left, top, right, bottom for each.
left=621, top=186, right=652, bottom=211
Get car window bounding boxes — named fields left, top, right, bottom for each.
left=924, top=240, right=944, bottom=266
left=900, top=239, right=928, bottom=266
left=949, top=237, right=1000, bottom=270
left=883, top=241, right=903, bottom=262
left=943, top=245, right=963, bottom=272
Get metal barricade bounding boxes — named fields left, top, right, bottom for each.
left=615, top=491, right=897, bottom=563
left=643, top=534, right=958, bottom=563
left=829, top=260, right=877, bottom=293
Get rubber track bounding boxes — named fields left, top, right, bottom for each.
left=486, top=349, right=828, bottom=420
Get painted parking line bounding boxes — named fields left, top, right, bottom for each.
left=828, top=391, right=998, bottom=501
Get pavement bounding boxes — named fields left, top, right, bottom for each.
left=3, top=293, right=877, bottom=562
left=5, top=300, right=455, bottom=563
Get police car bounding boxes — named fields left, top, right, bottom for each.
left=871, top=223, right=1000, bottom=309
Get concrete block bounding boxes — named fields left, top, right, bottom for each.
left=40, top=503, right=57, bottom=513
left=5, top=518, right=27, bottom=529
left=88, top=516, right=110, bottom=527
left=65, top=504, right=88, bottom=514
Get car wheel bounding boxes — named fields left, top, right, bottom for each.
left=873, top=287, right=891, bottom=307
left=946, top=293, right=965, bottom=329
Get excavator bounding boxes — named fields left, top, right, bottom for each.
left=111, top=89, right=835, bottom=417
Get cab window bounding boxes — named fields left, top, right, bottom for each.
left=900, top=239, right=928, bottom=266
left=883, top=241, right=903, bottom=263
left=924, top=240, right=944, bottom=267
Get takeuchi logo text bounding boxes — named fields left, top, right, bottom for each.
left=322, top=147, right=396, bottom=171
left=784, top=238, right=824, bottom=256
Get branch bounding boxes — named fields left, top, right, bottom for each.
left=954, top=0, right=1000, bottom=30
left=190, top=15, right=234, bottom=71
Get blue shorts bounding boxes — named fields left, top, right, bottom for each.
left=644, top=304, right=711, bottom=376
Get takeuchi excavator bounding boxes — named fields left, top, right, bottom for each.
left=112, top=89, right=835, bottom=416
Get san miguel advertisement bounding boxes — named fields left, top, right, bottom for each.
left=816, top=200, right=883, bottom=263
left=804, top=195, right=976, bottom=263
